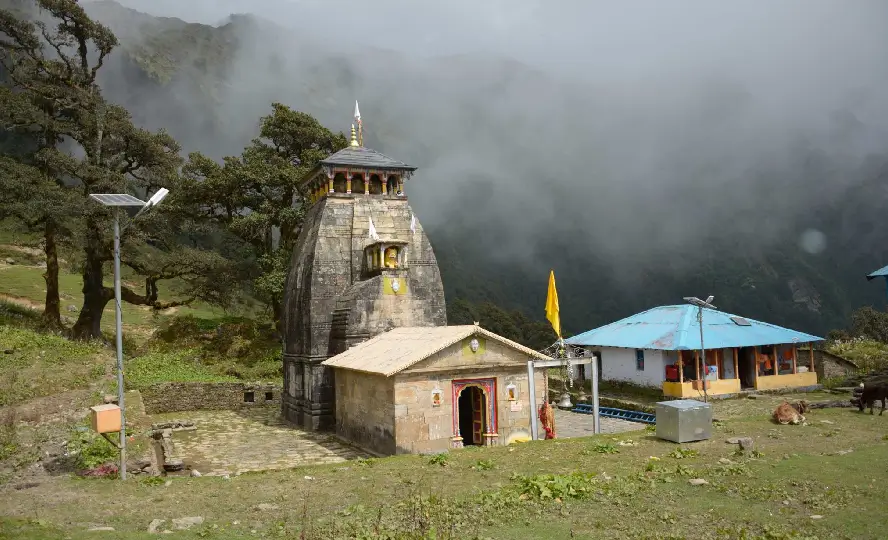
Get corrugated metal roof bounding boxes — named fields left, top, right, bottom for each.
left=322, top=325, right=549, bottom=376
left=866, top=264, right=888, bottom=280
left=564, top=305, right=823, bottom=350
left=320, top=146, right=417, bottom=171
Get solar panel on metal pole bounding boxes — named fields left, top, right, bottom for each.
left=89, top=193, right=147, bottom=207
left=89, top=193, right=147, bottom=481
left=684, top=296, right=716, bottom=403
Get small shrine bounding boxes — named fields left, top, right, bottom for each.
left=322, top=325, right=548, bottom=455
left=364, top=241, right=408, bottom=275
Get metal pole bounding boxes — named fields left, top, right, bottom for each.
left=113, top=209, right=127, bottom=480
left=527, top=360, right=538, bottom=441
left=590, top=354, right=600, bottom=434
left=697, top=306, right=709, bottom=403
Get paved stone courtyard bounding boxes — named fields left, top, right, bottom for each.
left=150, top=407, right=644, bottom=476
left=552, top=408, right=647, bottom=438
left=152, top=409, right=369, bottom=476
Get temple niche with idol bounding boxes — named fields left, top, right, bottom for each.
left=281, top=108, right=546, bottom=455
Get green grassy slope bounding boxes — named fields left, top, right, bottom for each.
left=0, top=398, right=885, bottom=539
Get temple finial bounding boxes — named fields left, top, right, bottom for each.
left=354, top=101, right=363, bottom=147
left=349, top=124, right=359, bottom=147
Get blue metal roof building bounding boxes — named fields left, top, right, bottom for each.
left=564, top=305, right=823, bottom=350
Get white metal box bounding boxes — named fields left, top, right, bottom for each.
left=655, top=399, right=712, bottom=443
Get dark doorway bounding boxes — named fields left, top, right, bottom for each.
left=333, top=173, right=347, bottom=193
left=457, top=386, right=486, bottom=446
left=351, top=174, right=366, bottom=194
left=738, top=347, right=756, bottom=389
left=369, top=174, right=383, bottom=194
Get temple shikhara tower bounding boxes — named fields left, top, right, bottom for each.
left=282, top=115, right=447, bottom=430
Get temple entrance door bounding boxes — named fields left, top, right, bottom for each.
left=458, top=386, right=487, bottom=445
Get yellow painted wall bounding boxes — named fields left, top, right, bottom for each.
left=662, top=378, right=741, bottom=398
left=754, top=371, right=818, bottom=391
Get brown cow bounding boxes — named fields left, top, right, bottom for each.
left=773, top=400, right=809, bottom=425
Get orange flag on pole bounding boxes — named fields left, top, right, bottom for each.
left=545, top=270, right=561, bottom=339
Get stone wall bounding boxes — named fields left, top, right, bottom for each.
left=811, top=349, right=859, bottom=380
left=333, top=369, right=396, bottom=455
left=140, top=382, right=280, bottom=415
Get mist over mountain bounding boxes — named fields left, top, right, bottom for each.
left=47, top=0, right=888, bottom=334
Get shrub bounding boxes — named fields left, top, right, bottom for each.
left=512, top=472, right=598, bottom=500
left=68, top=429, right=118, bottom=471
left=828, top=337, right=888, bottom=373
left=126, top=349, right=238, bottom=388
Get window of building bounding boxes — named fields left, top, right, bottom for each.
left=635, top=349, right=645, bottom=371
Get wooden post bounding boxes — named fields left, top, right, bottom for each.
left=733, top=348, right=739, bottom=381
left=346, top=174, right=352, bottom=194
left=753, top=347, right=759, bottom=388
left=678, top=352, right=684, bottom=383
left=771, top=346, right=778, bottom=376
left=381, top=175, right=388, bottom=195
left=694, top=350, right=700, bottom=381
left=809, top=344, right=815, bottom=373
left=791, top=346, right=798, bottom=374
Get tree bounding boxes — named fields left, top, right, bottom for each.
left=0, top=0, right=116, bottom=327
left=1, top=1, right=240, bottom=339
left=850, top=306, right=888, bottom=343
left=181, top=103, right=347, bottom=326
left=448, top=298, right=556, bottom=351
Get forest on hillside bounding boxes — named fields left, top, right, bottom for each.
left=2, top=0, right=888, bottom=347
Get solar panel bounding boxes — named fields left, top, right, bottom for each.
left=89, top=193, right=147, bottom=207
left=730, top=316, right=751, bottom=326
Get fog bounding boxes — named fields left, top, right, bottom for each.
left=89, top=0, right=888, bottom=281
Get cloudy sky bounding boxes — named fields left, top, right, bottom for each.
left=99, top=0, right=888, bottom=278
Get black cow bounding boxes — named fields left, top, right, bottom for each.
left=858, top=382, right=888, bottom=416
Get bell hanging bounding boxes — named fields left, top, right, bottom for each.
left=576, top=387, right=588, bottom=402
left=557, top=392, right=574, bottom=409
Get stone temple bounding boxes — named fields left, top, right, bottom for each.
left=282, top=118, right=545, bottom=454
left=282, top=124, right=447, bottom=430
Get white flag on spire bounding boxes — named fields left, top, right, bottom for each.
left=410, top=212, right=416, bottom=235
left=368, top=216, right=380, bottom=241
left=354, top=100, right=361, bottom=124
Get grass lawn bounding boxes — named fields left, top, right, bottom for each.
left=0, top=309, right=277, bottom=409
left=0, top=263, right=230, bottom=341
left=0, top=326, right=108, bottom=407
left=0, top=398, right=886, bottom=539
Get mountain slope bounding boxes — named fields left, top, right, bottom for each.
left=21, top=1, right=888, bottom=335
